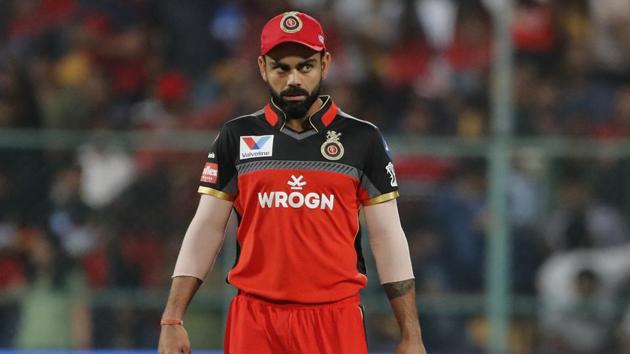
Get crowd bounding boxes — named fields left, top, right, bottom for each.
left=1, top=0, right=630, bottom=352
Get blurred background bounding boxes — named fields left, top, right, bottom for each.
left=1, top=0, right=630, bottom=353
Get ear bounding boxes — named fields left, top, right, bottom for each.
left=257, top=56, right=268, bottom=82
left=321, top=52, right=332, bottom=80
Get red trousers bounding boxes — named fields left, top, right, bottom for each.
left=224, top=293, right=368, bottom=354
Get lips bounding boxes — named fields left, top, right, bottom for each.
left=281, top=88, right=309, bottom=101
left=283, top=95, right=307, bottom=101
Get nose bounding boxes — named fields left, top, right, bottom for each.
left=287, top=69, right=301, bottom=87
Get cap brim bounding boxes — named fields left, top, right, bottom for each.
left=262, top=39, right=325, bottom=55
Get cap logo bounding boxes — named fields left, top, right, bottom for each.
left=280, top=12, right=303, bottom=33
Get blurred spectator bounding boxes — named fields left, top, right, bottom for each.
left=155, top=0, right=217, bottom=76
left=366, top=312, right=399, bottom=352
left=417, top=0, right=457, bottom=51
left=552, top=0, right=590, bottom=45
left=615, top=268, right=630, bottom=353
left=408, top=226, right=449, bottom=293
left=406, top=225, right=471, bottom=351
left=77, top=141, right=136, bottom=208
left=383, top=5, right=430, bottom=91
left=14, top=234, right=91, bottom=349
left=513, top=62, right=560, bottom=136
left=543, top=168, right=627, bottom=252
left=0, top=168, right=24, bottom=347
left=538, top=260, right=621, bottom=354
left=455, top=100, right=487, bottom=138
left=431, top=159, right=487, bottom=291
left=547, top=268, right=615, bottom=354
left=331, top=0, right=403, bottom=44
left=621, top=312, right=630, bottom=354
left=443, top=4, right=492, bottom=100
left=509, top=151, right=547, bottom=293
left=588, top=87, right=630, bottom=216
left=538, top=244, right=630, bottom=351
left=48, top=164, right=96, bottom=258
left=588, top=0, right=630, bottom=79
left=594, top=86, right=630, bottom=139
left=509, top=151, right=545, bottom=229
left=398, top=98, right=436, bottom=135
left=512, top=0, right=556, bottom=58
left=131, top=70, right=191, bottom=129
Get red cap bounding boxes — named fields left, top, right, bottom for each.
left=260, top=11, right=326, bottom=55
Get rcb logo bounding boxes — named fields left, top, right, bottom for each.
left=321, top=131, right=344, bottom=160
left=280, top=12, right=303, bottom=33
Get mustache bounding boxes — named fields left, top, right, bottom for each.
left=280, top=87, right=309, bottom=98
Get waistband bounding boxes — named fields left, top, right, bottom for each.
left=236, top=291, right=361, bottom=309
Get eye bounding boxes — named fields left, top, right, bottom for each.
left=270, top=63, right=290, bottom=73
left=299, top=64, right=314, bottom=73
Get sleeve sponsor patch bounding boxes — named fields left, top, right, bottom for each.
left=200, top=162, right=219, bottom=183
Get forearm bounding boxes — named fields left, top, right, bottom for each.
left=162, top=276, right=203, bottom=320
left=384, top=278, right=422, bottom=342
left=364, top=200, right=424, bottom=344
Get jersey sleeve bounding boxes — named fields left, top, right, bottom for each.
left=197, top=126, right=237, bottom=201
left=359, top=128, right=399, bottom=206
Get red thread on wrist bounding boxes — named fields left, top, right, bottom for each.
left=160, top=319, right=183, bottom=325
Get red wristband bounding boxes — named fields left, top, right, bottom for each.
left=160, top=319, right=183, bottom=326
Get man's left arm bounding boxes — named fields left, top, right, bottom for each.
left=364, top=199, right=427, bottom=354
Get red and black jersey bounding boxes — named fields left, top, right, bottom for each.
left=198, top=96, right=399, bottom=304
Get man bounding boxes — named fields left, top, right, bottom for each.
left=158, top=11, right=427, bottom=354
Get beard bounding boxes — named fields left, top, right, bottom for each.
left=270, top=81, right=322, bottom=120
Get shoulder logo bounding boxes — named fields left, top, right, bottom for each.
left=321, top=131, right=344, bottom=161
left=280, top=12, right=302, bottom=33
left=240, top=135, right=274, bottom=160
left=385, top=162, right=398, bottom=187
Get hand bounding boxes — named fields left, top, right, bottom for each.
left=158, top=325, right=191, bottom=354
left=395, top=338, right=427, bottom=354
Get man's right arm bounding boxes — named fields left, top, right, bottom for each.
left=158, top=194, right=233, bottom=354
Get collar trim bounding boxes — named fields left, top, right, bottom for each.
left=320, top=101, right=338, bottom=127
left=263, top=95, right=338, bottom=130
left=264, top=104, right=279, bottom=127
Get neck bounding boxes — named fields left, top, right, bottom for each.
left=283, top=97, right=323, bottom=132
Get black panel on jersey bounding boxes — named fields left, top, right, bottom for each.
left=355, top=224, right=367, bottom=276
left=197, top=96, right=399, bottom=204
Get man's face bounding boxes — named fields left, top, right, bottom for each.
left=258, top=43, right=331, bottom=119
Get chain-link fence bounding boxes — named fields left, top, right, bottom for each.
left=2, top=132, right=630, bottom=353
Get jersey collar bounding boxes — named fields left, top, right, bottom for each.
left=264, top=95, right=339, bottom=132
